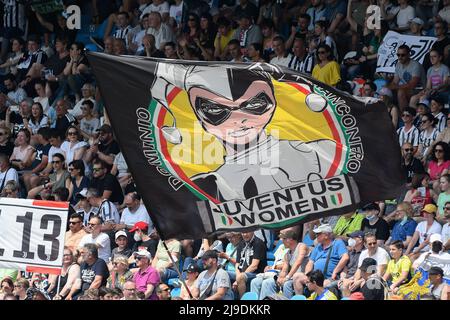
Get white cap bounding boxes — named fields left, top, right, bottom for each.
left=313, top=224, right=333, bottom=234
left=76, top=188, right=88, bottom=199
left=133, top=249, right=152, bottom=259
left=430, top=233, right=442, bottom=243
left=115, top=230, right=127, bottom=240
left=410, top=17, right=424, bottom=25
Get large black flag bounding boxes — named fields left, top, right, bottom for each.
left=88, top=53, right=405, bottom=239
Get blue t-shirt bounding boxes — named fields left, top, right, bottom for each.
left=391, top=219, right=417, bottom=242
left=309, top=239, right=348, bottom=278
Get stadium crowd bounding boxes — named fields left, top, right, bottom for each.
left=0, top=0, right=449, bottom=300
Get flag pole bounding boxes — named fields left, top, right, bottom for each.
left=162, top=240, right=194, bottom=299
left=56, top=273, right=61, bottom=297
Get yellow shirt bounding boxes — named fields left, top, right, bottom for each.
left=307, top=289, right=338, bottom=300
left=333, top=213, right=365, bottom=236
left=312, top=61, right=341, bottom=87
left=214, top=29, right=235, bottom=52
left=386, top=255, right=412, bottom=283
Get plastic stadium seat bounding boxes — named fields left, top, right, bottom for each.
left=241, top=292, right=258, bottom=300
left=267, top=240, right=282, bottom=261
left=291, top=295, right=307, bottom=300
left=171, top=287, right=181, bottom=298
left=85, top=44, right=98, bottom=52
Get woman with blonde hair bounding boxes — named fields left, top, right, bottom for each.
left=49, top=247, right=80, bottom=300
left=107, top=255, right=133, bottom=290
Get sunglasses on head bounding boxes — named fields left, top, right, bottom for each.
left=194, top=92, right=274, bottom=126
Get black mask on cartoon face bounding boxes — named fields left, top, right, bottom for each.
left=194, top=92, right=274, bottom=126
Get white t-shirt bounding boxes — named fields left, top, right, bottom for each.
left=80, top=117, right=100, bottom=136
left=70, top=98, right=96, bottom=118
left=113, top=152, right=129, bottom=178
left=391, top=5, right=415, bottom=28
left=358, top=247, right=390, bottom=268
left=78, top=232, right=111, bottom=263
left=48, top=146, right=64, bottom=162
left=120, top=204, right=152, bottom=227
left=0, top=167, right=19, bottom=189
left=442, top=223, right=450, bottom=247
left=60, top=140, right=88, bottom=166
left=415, top=221, right=443, bottom=252
left=141, top=1, right=170, bottom=18
left=270, top=53, right=293, bottom=68
left=169, top=1, right=183, bottom=26
left=414, top=251, right=450, bottom=269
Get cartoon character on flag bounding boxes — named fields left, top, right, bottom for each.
left=150, top=62, right=340, bottom=201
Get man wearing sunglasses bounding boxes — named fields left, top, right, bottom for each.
left=389, top=44, right=426, bottom=110
left=152, top=63, right=336, bottom=201
left=397, top=108, right=420, bottom=155
left=65, top=212, right=87, bottom=252
left=401, top=142, right=425, bottom=186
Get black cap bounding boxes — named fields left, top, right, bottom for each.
left=348, top=230, right=365, bottom=238
left=202, top=250, right=218, bottom=260
left=362, top=203, right=380, bottom=212
left=429, top=266, right=444, bottom=277
left=184, top=263, right=199, bottom=273
left=359, top=258, right=377, bottom=273
left=96, top=124, right=112, bottom=133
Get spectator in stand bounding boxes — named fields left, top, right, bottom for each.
left=403, top=173, right=437, bottom=217
left=323, top=0, right=347, bottom=35
left=164, top=41, right=179, bottom=59
left=0, top=38, right=25, bottom=77
left=67, top=243, right=109, bottom=300
left=180, top=263, right=200, bottom=300
left=193, top=250, right=234, bottom=300
left=0, top=278, right=14, bottom=300
left=16, top=36, right=48, bottom=93
left=107, top=254, right=133, bottom=291
left=306, top=270, right=338, bottom=300
left=70, top=83, right=97, bottom=121
left=260, top=19, right=279, bottom=61
left=233, top=231, right=267, bottom=299
left=74, top=188, right=98, bottom=226
left=401, top=142, right=425, bottom=186
left=417, top=113, right=439, bottom=162
left=2, top=73, right=27, bottom=107
left=110, top=152, right=131, bottom=192
left=5, top=98, right=32, bottom=138
left=86, top=124, right=120, bottom=170
left=254, top=229, right=308, bottom=299
left=53, top=99, right=77, bottom=140
left=428, top=142, right=450, bottom=193
left=293, top=224, right=349, bottom=295
left=333, top=211, right=365, bottom=241
left=383, top=240, right=412, bottom=294
left=269, top=36, right=293, bottom=68
left=312, top=21, right=338, bottom=61
left=0, top=126, right=14, bottom=158
left=413, top=233, right=450, bottom=271
left=428, top=266, right=447, bottom=300
left=257, top=0, right=281, bottom=30
left=13, top=278, right=30, bottom=300
left=358, top=258, right=387, bottom=300
left=128, top=221, right=158, bottom=259
left=386, top=202, right=417, bottom=248
left=437, top=175, right=450, bottom=220
left=67, top=160, right=90, bottom=206
left=62, top=42, right=91, bottom=102
left=360, top=203, right=390, bottom=246
left=391, top=0, right=416, bottom=32
left=110, top=231, right=132, bottom=263
left=89, top=159, right=124, bottom=204
left=147, top=12, right=175, bottom=51
left=27, top=153, right=70, bottom=200
left=405, top=204, right=443, bottom=260
left=247, top=42, right=265, bottom=62
left=362, top=82, right=377, bottom=98
left=49, top=247, right=80, bottom=300
left=156, top=283, right=171, bottom=300
left=410, top=50, right=449, bottom=108
left=112, top=12, right=132, bottom=47
left=306, top=0, right=327, bottom=32
left=152, top=238, right=181, bottom=283
left=78, top=100, right=100, bottom=141
left=288, top=37, right=315, bottom=74
left=78, top=216, right=112, bottom=263
left=1, top=180, right=20, bottom=198
left=312, top=44, right=341, bottom=87
left=0, top=153, right=19, bottom=193
left=430, top=97, right=447, bottom=134
left=213, top=17, right=234, bottom=61
left=10, top=128, right=35, bottom=172
left=358, top=233, right=391, bottom=277
left=397, top=107, right=420, bottom=152
left=389, top=45, right=426, bottom=111
left=115, top=192, right=152, bottom=231
left=226, top=39, right=248, bottom=62
left=65, top=213, right=87, bottom=252
left=61, top=125, right=88, bottom=168
left=232, top=12, right=262, bottom=53
left=121, top=280, right=138, bottom=300
left=132, top=249, right=160, bottom=300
